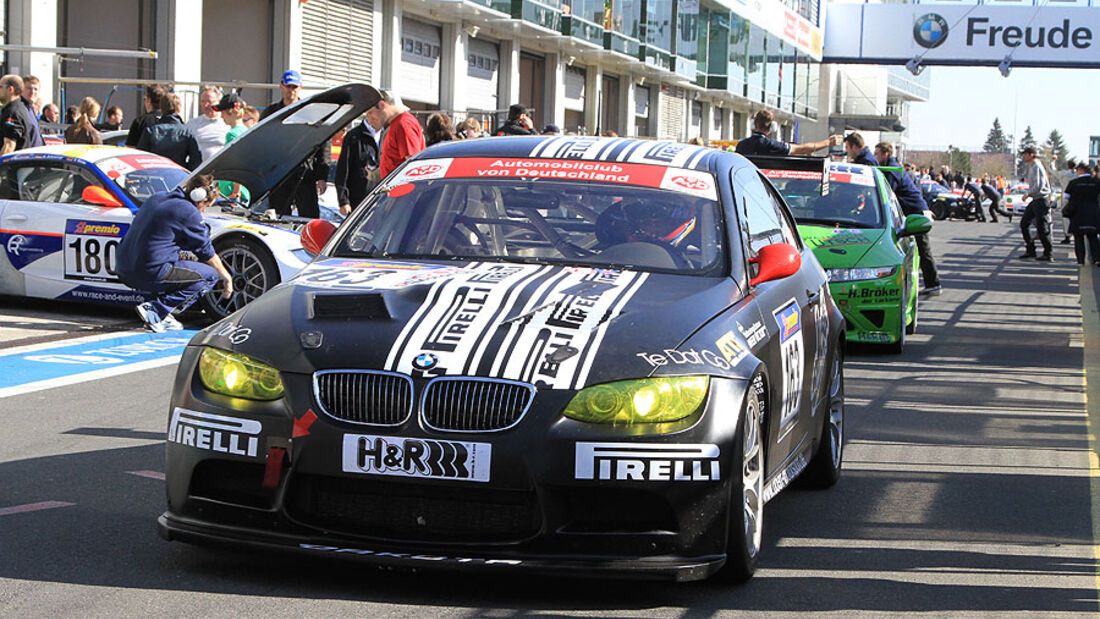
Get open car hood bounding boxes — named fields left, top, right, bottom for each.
left=184, top=83, right=382, bottom=203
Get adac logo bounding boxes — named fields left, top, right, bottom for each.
left=914, top=13, right=949, bottom=49
left=670, top=175, right=709, bottom=191
left=412, top=353, right=438, bottom=370
left=6, top=234, right=27, bottom=256
left=405, top=164, right=442, bottom=178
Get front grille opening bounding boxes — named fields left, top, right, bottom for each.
left=315, top=371, right=413, bottom=425
left=861, top=309, right=886, bottom=329
left=287, top=474, right=541, bottom=543
left=422, top=378, right=535, bottom=431
left=189, top=460, right=274, bottom=509
left=554, top=487, right=678, bottom=534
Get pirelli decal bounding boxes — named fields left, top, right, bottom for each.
left=385, top=263, right=648, bottom=390
left=527, top=137, right=714, bottom=170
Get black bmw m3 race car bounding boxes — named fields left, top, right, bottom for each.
left=158, top=133, right=846, bottom=582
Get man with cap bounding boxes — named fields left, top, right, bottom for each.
left=262, top=70, right=329, bottom=218
left=1018, top=145, right=1054, bottom=260
left=494, top=104, right=537, bottom=136
left=186, top=86, right=230, bottom=161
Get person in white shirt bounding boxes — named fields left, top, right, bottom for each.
left=185, top=87, right=229, bottom=161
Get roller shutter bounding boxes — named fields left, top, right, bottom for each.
left=658, top=86, right=685, bottom=140
left=301, top=0, right=374, bottom=85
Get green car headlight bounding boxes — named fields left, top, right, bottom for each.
left=563, top=376, right=709, bottom=425
left=827, top=266, right=897, bottom=282
left=198, top=347, right=285, bottom=401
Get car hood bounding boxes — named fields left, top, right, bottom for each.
left=798, top=225, right=894, bottom=268
left=194, top=258, right=740, bottom=390
left=185, top=83, right=382, bottom=203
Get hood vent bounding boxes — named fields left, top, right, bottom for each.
left=310, top=293, right=391, bottom=320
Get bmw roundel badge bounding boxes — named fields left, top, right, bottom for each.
left=412, top=353, right=438, bottom=370
left=913, top=13, right=949, bottom=49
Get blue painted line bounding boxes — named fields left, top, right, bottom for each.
left=0, top=330, right=199, bottom=390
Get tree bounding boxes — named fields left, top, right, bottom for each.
left=947, top=145, right=971, bottom=176
left=1042, top=129, right=1069, bottom=170
left=983, top=118, right=1011, bottom=153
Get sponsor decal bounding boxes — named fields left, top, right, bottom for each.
left=168, top=408, right=261, bottom=457
left=300, top=544, right=522, bottom=565
left=636, top=347, right=735, bottom=370
left=63, top=219, right=129, bottom=283
left=966, top=17, right=1092, bottom=50
left=658, top=167, right=718, bottom=200
left=25, top=336, right=190, bottom=365
left=810, top=287, right=830, bottom=406
left=6, top=234, right=27, bottom=256
left=715, top=332, right=748, bottom=365
left=914, top=13, right=950, bottom=49
left=762, top=450, right=809, bottom=502
left=58, top=286, right=147, bottom=304
left=389, top=158, right=455, bottom=185
left=527, top=136, right=712, bottom=169
left=773, top=300, right=804, bottom=431
left=211, top=322, right=252, bottom=344
left=342, top=434, right=492, bottom=482
left=738, top=320, right=767, bottom=348
left=810, top=232, right=868, bottom=249
left=293, top=261, right=463, bottom=291
left=843, top=286, right=901, bottom=300
left=575, top=442, right=721, bottom=481
left=411, top=353, right=438, bottom=370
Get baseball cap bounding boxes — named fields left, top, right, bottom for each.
left=1020, top=145, right=1037, bottom=155
left=541, top=123, right=560, bottom=135
left=281, top=70, right=302, bottom=87
left=213, top=92, right=244, bottom=111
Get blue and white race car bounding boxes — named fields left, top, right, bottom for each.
left=0, top=84, right=381, bottom=319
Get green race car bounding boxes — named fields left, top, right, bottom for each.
left=752, top=158, right=932, bottom=353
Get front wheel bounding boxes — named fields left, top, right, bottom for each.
left=200, top=238, right=281, bottom=320
left=721, top=374, right=766, bottom=582
left=930, top=201, right=947, bottom=220
left=801, top=347, right=844, bottom=488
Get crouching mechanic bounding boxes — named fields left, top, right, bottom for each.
left=116, top=175, right=233, bottom=332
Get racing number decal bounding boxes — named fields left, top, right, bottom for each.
left=773, top=299, right=804, bottom=430
left=64, top=220, right=127, bottom=283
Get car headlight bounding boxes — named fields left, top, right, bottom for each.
left=198, top=347, right=285, bottom=400
left=563, top=376, right=709, bottom=424
left=827, top=266, right=897, bottom=282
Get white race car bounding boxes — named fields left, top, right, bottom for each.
left=0, top=84, right=381, bottom=319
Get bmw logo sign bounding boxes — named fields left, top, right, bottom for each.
left=914, top=13, right=949, bottom=49
left=412, top=353, right=438, bottom=370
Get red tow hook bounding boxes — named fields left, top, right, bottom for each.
left=263, top=447, right=287, bottom=489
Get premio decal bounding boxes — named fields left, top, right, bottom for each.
left=773, top=299, right=804, bottom=430
left=342, top=434, right=492, bottom=482
left=575, top=442, right=720, bottom=481
left=63, top=219, right=128, bottom=283
left=168, top=408, right=261, bottom=457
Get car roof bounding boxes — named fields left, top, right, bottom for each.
left=0, top=144, right=153, bottom=165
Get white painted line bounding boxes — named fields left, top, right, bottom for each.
left=0, top=329, right=144, bottom=357
left=0, top=501, right=76, bottom=517
left=128, top=470, right=166, bottom=481
left=0, top=355, right=182, bottom=400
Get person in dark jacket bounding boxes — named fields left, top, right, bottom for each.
left=136, top=93, right=201, bottom=170
left=1063, top=161, right=1100, bottom=265
left=116, top=175, right=232, bottom=332
left=736, top=109, right=839, bottom=156
left=493, top=104, right=537, bottom=136
left=126, top=84, right=165, bottom=147
left=963, top=177, right=987, bottom=222
left=874, top=142, right=941, bottom=296
left=335, top=117, right=380, bottom=216
left=844, top=133, right=878, bottom=166
left=980, top=178, right=1010, bottom=223
left=262, top=70, right=329, bottom=218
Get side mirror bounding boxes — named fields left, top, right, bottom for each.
left=749, top=242, right=802, bottom=286
left=301, top=219, right=337, bottom=255
left=898, top=213, right=933, bottom=238
left=82, top=186, right=124, bottom=209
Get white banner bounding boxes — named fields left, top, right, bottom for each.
left=824, top=5, right=1100, bottom=67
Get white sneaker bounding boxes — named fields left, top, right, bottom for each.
left=160, top=314, right=185, bottom=331
left=135, top=302, right=166, bottom=333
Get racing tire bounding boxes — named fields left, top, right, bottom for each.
left=929, top=202, right=947, bottom=221
left=801, top=346, right=844, bottom=489
left=200, top=237, right=281, bottom=320
left=721, top=373, right=766, bottom=583
left=905, top=287, right=918, bottom=335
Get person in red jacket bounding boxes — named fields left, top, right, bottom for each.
left=368, top=89, right=425, bottom=178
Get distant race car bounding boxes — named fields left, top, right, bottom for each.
left=1003, top=184, right=1031, bottom=215
left=751, top=156, right=931, bottom=353
left=0, top=84, right=380, bottom=319
left=158, top=136, right=847, bottom=582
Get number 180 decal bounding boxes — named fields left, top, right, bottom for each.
left=64, top=220, right=127, bottom=283
left=773, top=299, right=804, bottom=431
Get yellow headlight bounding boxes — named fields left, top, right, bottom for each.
left=198, top=347, right=285, bottom=401
left=563, top=376, right=709, bottom=425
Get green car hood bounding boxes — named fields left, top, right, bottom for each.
left=797, top=225, right=895, bottom=269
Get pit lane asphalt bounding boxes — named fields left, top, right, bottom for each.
left=1, top=219, right=1097, bottom=617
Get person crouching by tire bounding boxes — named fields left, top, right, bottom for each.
left=116, top=175, right=233, bottom=332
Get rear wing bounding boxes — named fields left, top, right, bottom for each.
left=743, top=155, right=830, bottom=196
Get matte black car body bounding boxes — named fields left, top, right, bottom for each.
left=158, top=136, right=846, bottom=581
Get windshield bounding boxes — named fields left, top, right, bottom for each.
left=96, top=155, right=190, bottom=203
left=333, top=177, right=726, bottom=275
left=763, top=169, right=883, bottom=229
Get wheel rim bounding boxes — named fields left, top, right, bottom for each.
left=207, top=246, right=271, bottom=316
left=827, top=352, right=844, bottom=469
left=742, top=394, right=764, bottom=557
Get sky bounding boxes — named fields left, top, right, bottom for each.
left=906, top=67, right=1099, bottom=158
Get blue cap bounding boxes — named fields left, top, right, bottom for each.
left=281, top=70, right=302, bottom=87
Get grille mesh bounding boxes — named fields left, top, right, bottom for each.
left=422, top=378, right=535, bottom=432
left=315, top=371, right=413, bottom=425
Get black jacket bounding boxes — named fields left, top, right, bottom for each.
left=1065, top=175, right=1100, bottom=232
left=126, top=112, right=159, bottom=147
left=136, top=114, right=202, bottom=170
left=880, top=156, right=927, bottom=215
left=493, top=119, right=537, bottom=136
left=850, top=147, right=879, bottom=167
left=335, top=122, right=380, bottom=208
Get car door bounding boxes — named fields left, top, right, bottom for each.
left=880, top=175, right=917, bottom=302
left=0, top=160, right=134, bottom=301
left=733, top=167, right=826, bottom=475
